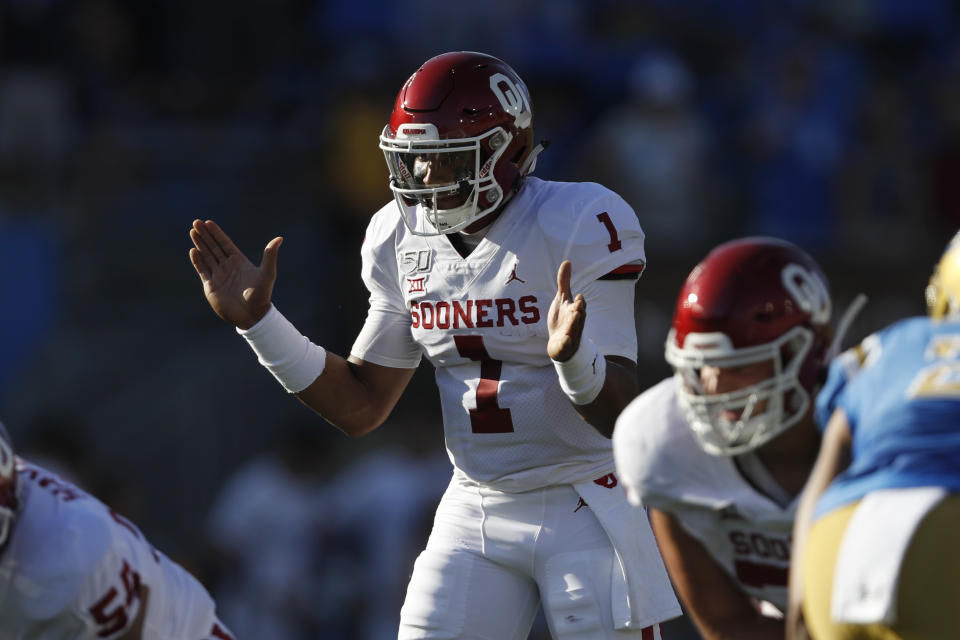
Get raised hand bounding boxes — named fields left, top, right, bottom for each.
left=547, top=260, right=586, bottom=362
left=188, top=219, right=282, bottom=330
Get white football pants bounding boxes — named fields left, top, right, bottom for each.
left=398, top=471, right=663, bottom=639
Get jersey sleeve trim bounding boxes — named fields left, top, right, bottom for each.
left=348, top=348, right=421, bottom=369
left=599, top=263, right=645, bottom=281
left=537, top=182, right=646, bottom=292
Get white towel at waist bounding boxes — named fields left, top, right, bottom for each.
left=573, top=472, right=681, bottom=630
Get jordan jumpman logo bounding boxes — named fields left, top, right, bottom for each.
left=505, top=261, right=525, bottom=285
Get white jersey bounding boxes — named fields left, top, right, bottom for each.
left=613, top=378, right=795, bottom=612
left=0, top=460, right=226, bottom=640
left=351, top=177, right=645, bottom=492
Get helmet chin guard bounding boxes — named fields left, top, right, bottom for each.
left=380, top=125, right=509, bottom=235
left=666, top=325, right=814, bottom=455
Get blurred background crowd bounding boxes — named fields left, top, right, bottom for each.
left=0, top=0, right=958, bottom=638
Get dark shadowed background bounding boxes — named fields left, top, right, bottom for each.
left=1, top=1, right=957, bottom=638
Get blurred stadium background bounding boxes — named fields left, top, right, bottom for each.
left=0, top=0, right=958, bottom=638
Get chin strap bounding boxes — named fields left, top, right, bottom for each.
left=518, top=139, right=550, bottom=176
left=827, top=293, right=868, bottom=360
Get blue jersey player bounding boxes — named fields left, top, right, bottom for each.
left=788, top=233, right=960, bottom=640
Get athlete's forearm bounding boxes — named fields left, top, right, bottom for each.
left=235, top=304, right=415, bottom=436
left=294, top=354, right=416, bottom=437
left=651, top=509, right=785, bottom=640
left=573, top=357, right=638, bottom=438
left=786, top=410, right=852, bottom=639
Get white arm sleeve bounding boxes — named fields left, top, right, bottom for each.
left=579, top=278, right=639, bottom=363
left=349, top=211, right=422, bottom=369
left=538, top=183, right=644, bottom=363
left=351, top=306, right=422, bottom=368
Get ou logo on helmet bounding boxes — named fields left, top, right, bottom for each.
left=489, top=73, right=532, bottom=129
left=782, top=263, right=831, bottom=325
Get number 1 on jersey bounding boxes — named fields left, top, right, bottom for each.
left=596, top=211, right=622, bottom=252
left=454, top=335, right=515, bottom=433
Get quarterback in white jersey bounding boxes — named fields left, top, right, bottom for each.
left=613, top=238, right=838, bottom=640
left=0, top=422, right=233, bottom=640
left=355, top=175, right=646, bottom=491
left=189, top=51, right=680, bottom=639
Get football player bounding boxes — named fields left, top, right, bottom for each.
left=188, top=52, right=680, bottom=639
left=613, top=237, right=841, bottom=639
left=0, top=421, right=233, bottom=639
left=787, top=232, right=960, bottom=639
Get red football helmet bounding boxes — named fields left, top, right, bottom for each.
left=379, top=51, right=543, bottom=235
left=0, top=421, right=17, bottom=550
left=665, top=238, right=833, bottom=455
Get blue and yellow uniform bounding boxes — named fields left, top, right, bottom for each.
left=817, top=316, right=960, bottom=514
left=803, top=316, right=960, bottom=639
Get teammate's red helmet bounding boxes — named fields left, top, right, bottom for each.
left=665, top=238, right=833, bottom=455
left=379, top=51, right=541, bottom=235
left=0, top=421, right=17, bottom=550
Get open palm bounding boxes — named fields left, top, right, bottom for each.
left=188, top=219, right=282, bottom=330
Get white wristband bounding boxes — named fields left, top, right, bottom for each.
left=237, top=304, right=326, bottom=393
left=552, top=338, right=606, bottom=405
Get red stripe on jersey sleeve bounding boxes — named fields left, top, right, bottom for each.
left=605, top=263, right=645, bottom=277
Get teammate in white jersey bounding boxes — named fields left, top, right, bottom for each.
left=0, top=421, right=233, bottom=640
left=188, top=51, right=680, bottom=639
left=613, top=238, right=841, bottom=640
